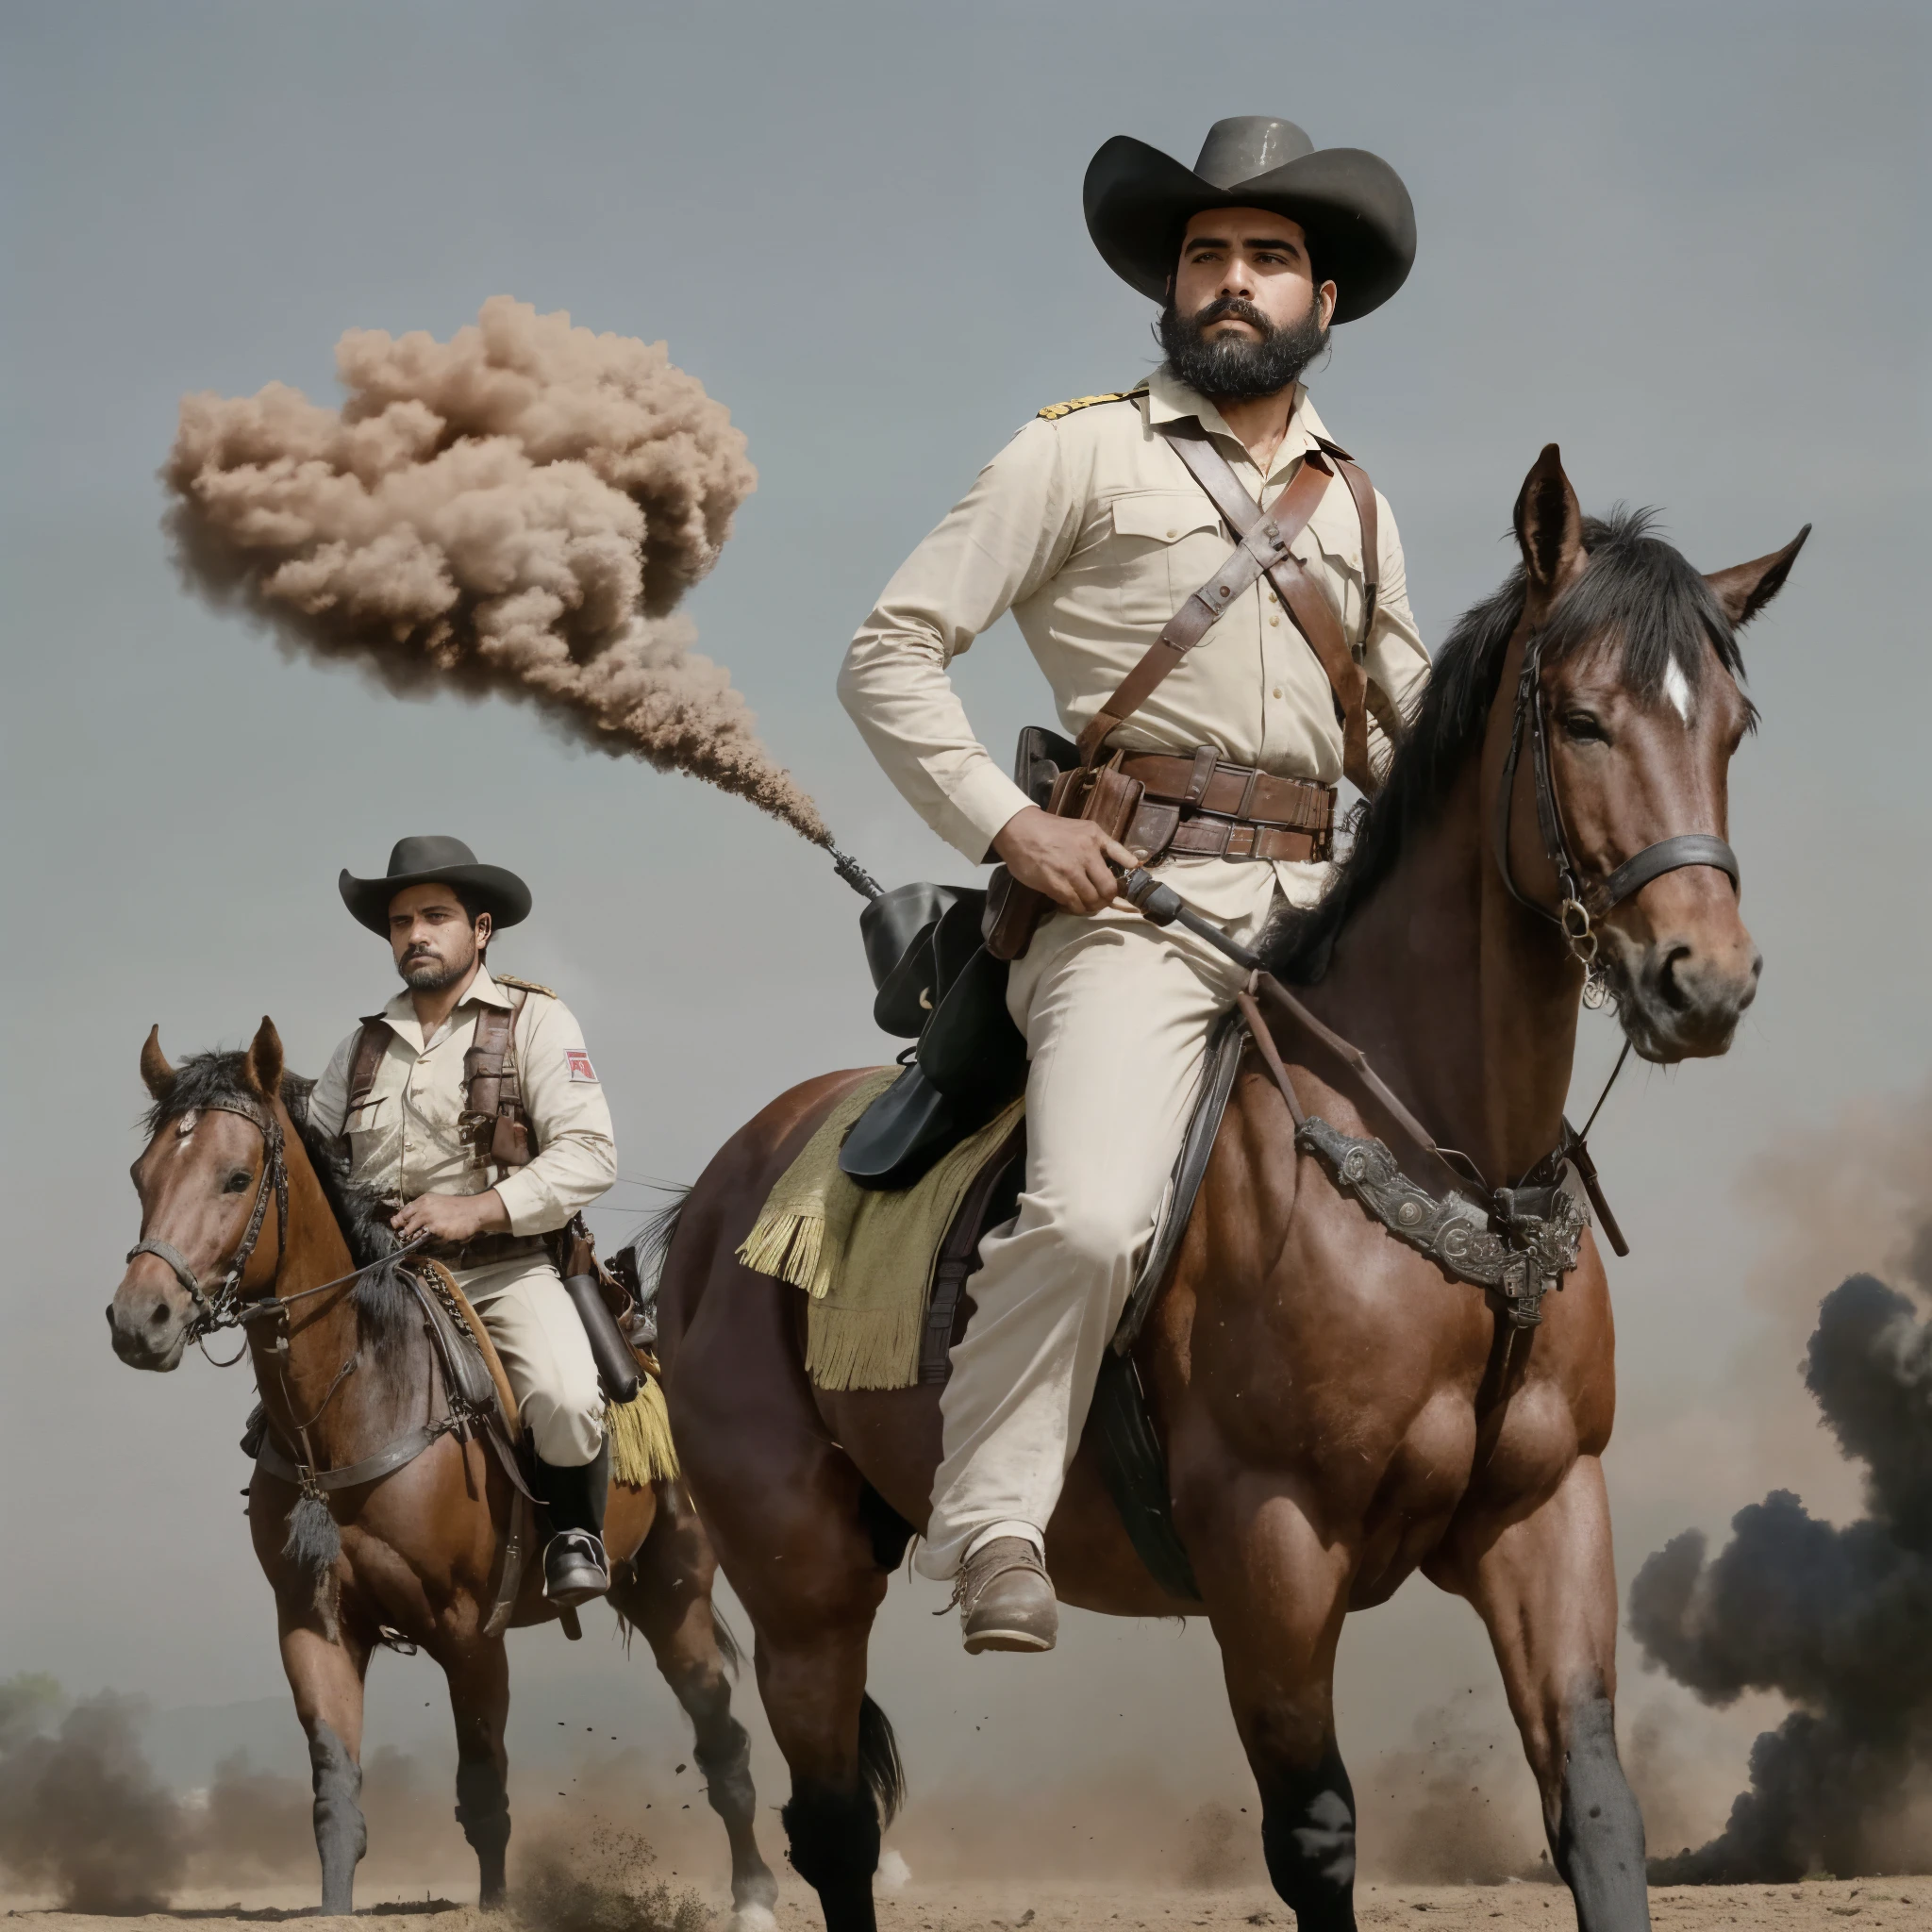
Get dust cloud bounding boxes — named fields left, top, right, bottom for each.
left=0, top=1675, right=186, bottom=1911
left=512, top=1824, right=702, bottom=1932
left=163, top=295, right=830, bottom=846
left=1632, top=1224, right=1932, bottom=1878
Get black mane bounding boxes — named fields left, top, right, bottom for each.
left=1263, top=508, right=1752, bottom=983
left=142, top=1051, right=415, bottom=1360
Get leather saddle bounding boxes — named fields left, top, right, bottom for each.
left=840, top=885, right=1028, bottom=1191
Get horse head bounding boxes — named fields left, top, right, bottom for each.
left=1493, top=443, right=1807, bottom=1063
left=109, top=1016, right=287, bottom=1370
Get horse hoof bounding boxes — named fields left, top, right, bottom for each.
left=728, top=1908, right=778, bottom=1932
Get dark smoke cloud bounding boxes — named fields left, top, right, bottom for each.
left=1631, top=1257, right=1932, bottom=1881
left=0, top=1674, right=187, bottom=1910
left=164, top=295, right=830, bottom=845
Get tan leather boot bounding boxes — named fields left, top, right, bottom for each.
left=954, top=1537, right=1058, bottom=1654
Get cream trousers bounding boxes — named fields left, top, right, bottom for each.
left=916, top=872, right=1290, bottom=1581
left=455, top=1251, right=605, bottom=1468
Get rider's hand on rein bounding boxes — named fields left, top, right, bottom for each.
left=391, top=1190, right=510, bottom=1245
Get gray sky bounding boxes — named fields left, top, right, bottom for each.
left=4, top=0, right=1927, bottom=1877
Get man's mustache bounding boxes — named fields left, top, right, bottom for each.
left=1191, top=296, right=1275, bottom=336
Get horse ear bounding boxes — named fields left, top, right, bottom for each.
left=1707, top=525, right=1811, bottom=627
left=141, top=1025, right=175, bottom=1102
left=244, top=1017, right=285, bottom=1102
left=1513, top=443, right=1586, bottom=597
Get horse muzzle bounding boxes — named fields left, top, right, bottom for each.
left=1606, top=881, right=1761, bottom=1063
left=107, top=1264, right=195, bottom=1370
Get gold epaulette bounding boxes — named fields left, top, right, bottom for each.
left=1036, top=383, right=1147, bottom=421
left=493, top=974, right=557, bottom=999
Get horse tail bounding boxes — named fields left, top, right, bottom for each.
left=622, top=1186, right=691, bottom=1312
left=709, top=1601, right=744, bottom=1678
left=858, top=1691, right=905, bottom=1825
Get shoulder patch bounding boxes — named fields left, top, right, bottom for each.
left=492, top=974, right=556, bottom=999
left=1036, top=383, right=1148, bottom=422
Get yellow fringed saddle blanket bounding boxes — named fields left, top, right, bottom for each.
left=736, top=1069, right=1025, bottom=1391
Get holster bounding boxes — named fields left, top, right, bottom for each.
left=984, top=737, right=1144, bottom=963
left=546, top=1213, right=643, bottom=1404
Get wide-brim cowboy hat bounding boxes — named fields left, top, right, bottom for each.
left=1084, top=115, right=1416, bottom=325
left=339, top=835, right=532, bottom=936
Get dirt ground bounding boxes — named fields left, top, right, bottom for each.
left=7, top=1877, right=1929, bottom=1931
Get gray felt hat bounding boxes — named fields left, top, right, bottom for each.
left=1083, top=115, right=1416, bottom=324
left=338, top=835, right=532, bottom=936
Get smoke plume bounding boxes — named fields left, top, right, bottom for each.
left=164, top=295, right=829, bottom=845
left=1630, top=1249, right=1932, bottom=1880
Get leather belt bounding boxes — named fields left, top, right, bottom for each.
left=1164, top=819, right=1325, bottom=862
left=1118, top=752, right=1336, bottom=834
left=426, top=1231, right=543, bottom=1272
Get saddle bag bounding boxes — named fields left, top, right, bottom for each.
left=841, top=890, right=1028, bottom=1191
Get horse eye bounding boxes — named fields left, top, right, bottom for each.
left=1560, top=711, right=1607, bottom=744
left=223, top=1169, right=254, bottom=1193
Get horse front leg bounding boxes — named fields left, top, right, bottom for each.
left=275, top=1604, right=371, bottom=1912
left=611, top=1480, right=778, bottom=1925
left=1193, top=1480, right=1359, bottom=1930
left=441, top=1640, right=512, bottom=1907
left=1443, top=1453, right=1648, bottom=1932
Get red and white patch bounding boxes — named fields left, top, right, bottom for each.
left=564, top=1048, right=598, bottom=1084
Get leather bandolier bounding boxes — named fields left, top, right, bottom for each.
left=984, top=418, right=1397, bottom=961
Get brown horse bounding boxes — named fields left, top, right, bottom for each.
left=108, top=1019, right=777, bottom=1923
left=655, top=447, right=1807, bottom=1930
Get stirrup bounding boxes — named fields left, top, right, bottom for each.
left=541, top=1528, right=609, bottom=1609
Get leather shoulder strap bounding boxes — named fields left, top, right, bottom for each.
left=338, top=1019, right=391, bottom=1150
left=461, top=990, right=529, bottom=1159
left=1315, top=437, right=1379, bottom=652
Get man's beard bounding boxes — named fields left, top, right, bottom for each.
left=1158, top=295, right=1329, bottom=402
left=398, top=943, right=475, bottom=991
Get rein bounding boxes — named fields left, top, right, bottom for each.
left=1493, top=627, right=1740, bottom=1001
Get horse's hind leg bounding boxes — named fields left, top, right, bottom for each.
left=611, top=1479, right=778, bottom=1924
left=1446, top=1455, right=1648, bottom=1932
left=442, top=1640, right=512, bottom=1907
left=275, top=1607, right=372, bottom=1912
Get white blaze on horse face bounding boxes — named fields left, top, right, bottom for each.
left=174, top=1110, right=200, bottom=1141
left=1662, top=657, right=1695, bottom=726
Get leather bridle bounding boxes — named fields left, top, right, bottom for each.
left=1493, top=628, right=1740, bottom=979
left=127, top=1093, right=289, bottom=1341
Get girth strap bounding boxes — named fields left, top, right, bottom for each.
left=256, top=1419, right=456, bottom=1492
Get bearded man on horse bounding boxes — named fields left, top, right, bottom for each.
left=839, top=114, right=1425, bottom=1653
left=308, top=835, right=619, bottom=1608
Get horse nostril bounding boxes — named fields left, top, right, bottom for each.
left=149, top=1301, right=171, bottom=1327
left=1656, top=942, right=1694, bottom=1011
left=104, top=1304, right=116, bottom=1327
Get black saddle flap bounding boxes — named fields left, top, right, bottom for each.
left=841, top=1064, right=982, bottom=1191
left=917, top=936, right=1025, bottom=1102
left=1015, top=724, right=1080, bottom=807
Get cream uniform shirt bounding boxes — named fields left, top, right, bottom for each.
left=840, top=366, right=1430, bottom=922
left=308, top=964, right=616, bottom=1241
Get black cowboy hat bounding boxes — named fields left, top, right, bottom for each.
left=338, top=835, right=532, bottom=936
left=1084, top=115, right=1416, bottom=325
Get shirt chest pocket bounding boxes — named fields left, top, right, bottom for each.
left=1108, top=492, right=1227, bottom=628
left=343, top=1093, right=400, bottom=1184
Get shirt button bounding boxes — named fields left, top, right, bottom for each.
left=1273, top=686, right=1284, bottom=699
left=1166, top=527, right=1178, bottom=539
left=1268, top=591, right=1278, bottom=605
left=1270, top=615, right=1281, bottom=627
